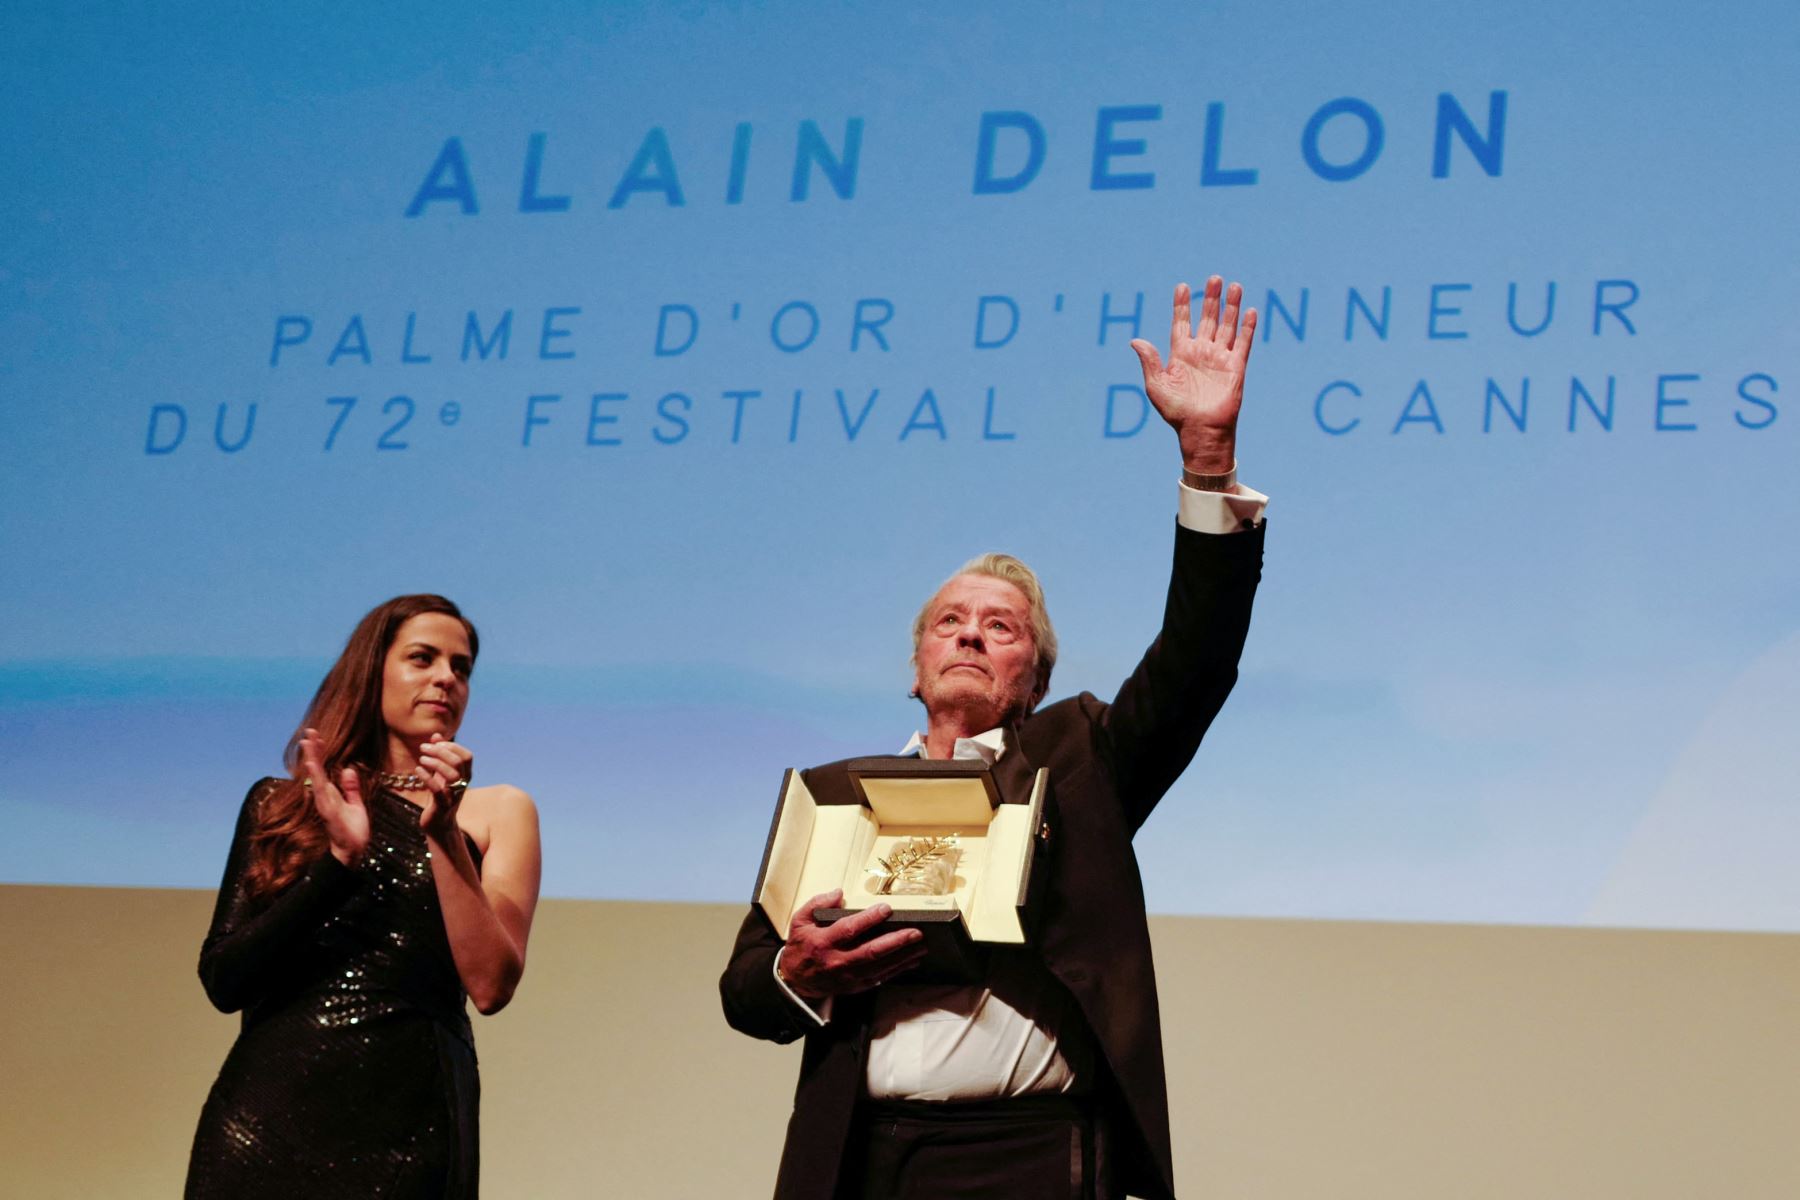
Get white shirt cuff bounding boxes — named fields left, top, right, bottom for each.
left=772, top=947, right=832, bottom=1027
left=1178, top=479, right=1268, bottom=534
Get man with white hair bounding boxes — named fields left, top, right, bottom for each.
left=723, top=276, right=1268, bottom=1200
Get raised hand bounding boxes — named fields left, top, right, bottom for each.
left=299, top=727, right=370, bottom=866
left=776, top=889, right=929, bottom=1000
left=416, top=732, right=473, bottom=842
left=1129, top=276, right=1258, bottom=475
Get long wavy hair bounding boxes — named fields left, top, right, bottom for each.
left=243, top=594, right=479, bottom=900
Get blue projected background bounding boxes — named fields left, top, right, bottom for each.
left=2, top=1, right=1795, bottom=930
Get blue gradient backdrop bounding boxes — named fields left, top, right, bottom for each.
left=3, top=1, right=1795, bottom=929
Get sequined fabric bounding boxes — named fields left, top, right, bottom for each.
left=186, top=779, right=481, bottom=1198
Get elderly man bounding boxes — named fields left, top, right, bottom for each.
left=722, top=276, right=1267, bottom=1200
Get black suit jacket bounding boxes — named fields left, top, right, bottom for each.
left=720, top=520, right=1265, bottom=1200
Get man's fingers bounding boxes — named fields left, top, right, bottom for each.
left=790, top=889, right=844, bottom=931
left=1129, top=338, right=1162, bottom=380
left=1169, top=281, right=1191, bottom=350
left=877, top=945, right=931, bottom=982
left=1235, top=308, right=1259, bottom=365
left=841, top=926, right=925, bottom=967
left=825, top=901, right=897, bottom=942
left=853, top=943, right=931, bottom=992
left=1198, top=275, right=1222, bottom=340
left=1219, top=281, right=1243, bottom=346
left=830, top=936, right=929, bottom=992
left=785, top=913, right=929, bottom=995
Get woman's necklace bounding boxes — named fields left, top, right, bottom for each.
left=375, top=768, right=427, bottom=791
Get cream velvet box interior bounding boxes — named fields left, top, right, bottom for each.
left=754, top=758, right=1050, bottom=973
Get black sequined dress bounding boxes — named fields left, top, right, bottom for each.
left=186, top=779, right=482, bottom=1198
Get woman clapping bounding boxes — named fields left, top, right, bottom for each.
left=186, top=594, right=540, bottom=1199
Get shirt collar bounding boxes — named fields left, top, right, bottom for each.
left=899, top=726, right=1007, bottom=764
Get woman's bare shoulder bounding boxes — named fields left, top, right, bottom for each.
left=466, top=783, right=537, bottom=821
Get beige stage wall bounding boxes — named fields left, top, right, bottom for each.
left=3, top=883, right=1796, bottom=1199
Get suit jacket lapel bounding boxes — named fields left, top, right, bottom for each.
left=995, top=723, right=1039, bottom=806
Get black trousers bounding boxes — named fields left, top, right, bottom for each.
left=847, top=1096, right=1115, bottom=1200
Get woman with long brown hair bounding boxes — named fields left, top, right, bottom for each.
left=185, top=594, right=541, bottom=1198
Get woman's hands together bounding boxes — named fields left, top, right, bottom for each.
left=416, top=733, right=473, bottom=844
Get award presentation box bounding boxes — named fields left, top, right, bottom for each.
left=752, top=758, right=1053, bottom=981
